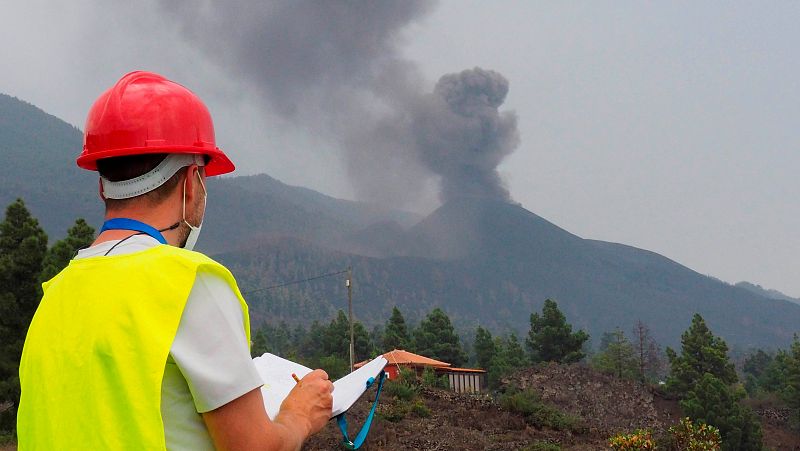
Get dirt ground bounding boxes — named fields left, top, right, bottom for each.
left=2, top=364, right=798, bottom=450
left=305, top=363, right=800, bottom=450
left=305, top=387, right=598, bottom=450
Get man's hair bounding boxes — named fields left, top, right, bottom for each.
left=97, top=154, right=184, bottom=210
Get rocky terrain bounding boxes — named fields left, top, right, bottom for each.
left=1, top=363, right=797, bottom=450
left=305, top=363, right=800, bottom=450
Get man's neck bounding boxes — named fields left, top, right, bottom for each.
left=96, top=208, right=183, bottom=247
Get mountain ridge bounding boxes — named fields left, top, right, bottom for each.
left=736, top=281, right=800, bottom=305
left=2, top=93, right=797, bottom=349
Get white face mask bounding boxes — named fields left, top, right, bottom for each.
left=182, top=170, right=207, bottom=251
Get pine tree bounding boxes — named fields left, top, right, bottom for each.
left=667, top=314, right=763, bottom=450
left=383, top=306, right=410, bottom=351
left=474, top=326, right=496, bottom=370
left=322, top=310, right=373, bottom=362
left=743, top=349, right=773, bottom=381
left=592, top=328, right=638, bottom=379
left=631, top=320, right=663, bottom=382
left=251, top=327, right=270, bottom=358
left=40, top=218, right=95, bottom=281
left=413, top=308, right=467, bottom=366
left=526, top=299, right=589, bottom=363
left=499, top=333, right=527, bottom=369
left=302, top=321, right=327, bottom=361
left=275, top=322, right=296, bottom=357
left=681, top=373, right=763, bottom=451
left=759, top=349, right=790, bottom=394
left=742, top=349, right=774, bottom=395
left=0, top=199, right=48, bottom=432
left=665, top=313, right=737, bottom=396
left=783, top=335, right=800, bottom=428
left=487, top=333, right=528, bottom=388
left=369, top=324, right=383, bottom=353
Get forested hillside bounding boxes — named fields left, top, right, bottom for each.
left=3, top=93, right=799, bottom=350
left=0, top=94, right=100, bottom=234
left=0, top=94, right=411, bottom=247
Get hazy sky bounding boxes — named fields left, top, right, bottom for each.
left=2, top=1, right=798, bottom=296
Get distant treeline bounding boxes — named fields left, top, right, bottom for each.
left=2, top=198, right=799, bottom=450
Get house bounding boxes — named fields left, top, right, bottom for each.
left=357, top=349, right=487, bottom=394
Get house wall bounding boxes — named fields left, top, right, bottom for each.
left=445, top=372, right=485, bottom=394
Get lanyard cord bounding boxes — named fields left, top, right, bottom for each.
left=100, top=218, right=171, bottom=244
left=336, top=371, right=387, bottom=450
left=103, top=232, right=145, bottom=256
left=99, top=218, right=179, bottom=256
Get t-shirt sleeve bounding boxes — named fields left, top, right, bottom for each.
left=169, top=268, right=264, bottom=413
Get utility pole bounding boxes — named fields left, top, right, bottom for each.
left=347, top=267, right=354, bottom=373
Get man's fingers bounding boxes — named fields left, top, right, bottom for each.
left=315, top=369, right=329, bottom=380
left=304, top=369, right=329, bottom=381
left=313, top=380, right=334, bottom=395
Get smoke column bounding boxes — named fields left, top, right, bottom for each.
left=415, top=68, right=519, bottom=202
left=158, top=1, right=519, bottom=207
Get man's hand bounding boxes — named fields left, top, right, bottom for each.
left=203, top=369, right=334, bottom=451
left=276, top=369, right=334, bottom=437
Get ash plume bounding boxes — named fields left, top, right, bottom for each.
left=414, top=68, right=519, bottom=203
left=157, top=1, right=519, bottom=208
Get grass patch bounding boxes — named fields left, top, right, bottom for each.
left=522, top=440, right=561, bottom=451
left=379, top=402, right=410, bottom=422
left=384, top=380, right=418, bottom=402
left=411, top=400, right=431, bottom=418
left=499, top=388, right=583, bottom=432
left=0, top=431, right=15, bottom=446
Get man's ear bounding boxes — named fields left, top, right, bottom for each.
left=183, top=165, right=198, bottom=202
left=98, top=177, right=106, bottom=200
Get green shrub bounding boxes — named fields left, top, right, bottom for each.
left=421, top=367, right=448, bottom=389
left=667, top=417, right=721, bottom=451
left=499, top=389, right=581, bottom=432
left=0, top=432, right=16, bottom=446
left=380, top=402, right=410, bottom=422
left=317, top=355, right=349, bottom=380
left=398, top=367, right=418, bottom=384
left=608, top=429, right=656, bottom=450
left=411, top=400, right=431, bottom=418
left=384, top=379, right=418, bottom=401
left=522, top=440, right=561, bottom=451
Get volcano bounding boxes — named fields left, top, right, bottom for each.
left=332, top=198, right=800, bottom=348
left=4, top=92, right=798, bottom=349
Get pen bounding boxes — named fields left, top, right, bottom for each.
left=292, top=373, right=300, bottom=384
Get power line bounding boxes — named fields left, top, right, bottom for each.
left=242, top=269, right=348, bottom=295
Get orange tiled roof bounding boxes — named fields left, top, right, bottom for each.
left=382, top=349, right=452, bottom=367
left=435, top=367, right=486, bottom=373
left=355, top=349, right=452, bottom=368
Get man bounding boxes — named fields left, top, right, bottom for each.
left=17, top=71, right=333, bottom=450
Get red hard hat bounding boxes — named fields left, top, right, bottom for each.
left=77, top=71, right=234, bottom=176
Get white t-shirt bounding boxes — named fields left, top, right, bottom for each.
left=75, top=235, right=263, bottom=450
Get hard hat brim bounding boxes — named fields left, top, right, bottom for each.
left=77, top=146, right=235, bottom=177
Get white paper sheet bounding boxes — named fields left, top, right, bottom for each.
left=252, top=353, right=388, bottom=419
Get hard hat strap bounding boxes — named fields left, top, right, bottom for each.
left=100, top=154, right=206, bottom=200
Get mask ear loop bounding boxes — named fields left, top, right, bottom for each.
left=101, top=222, right=180, bottom=256
left=182, top=167, right=207, bottom=229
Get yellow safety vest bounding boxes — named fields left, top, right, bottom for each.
left=17, top=245, right=250, bottom=450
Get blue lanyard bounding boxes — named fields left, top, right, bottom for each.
left=336, top=371, right=387, bottom=450
left=99, top=218, right=168, bottom=245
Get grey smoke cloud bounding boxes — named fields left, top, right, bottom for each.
left=157, top=0, right=519, bottom=207
left=415, top=68, right=519, bottom=202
